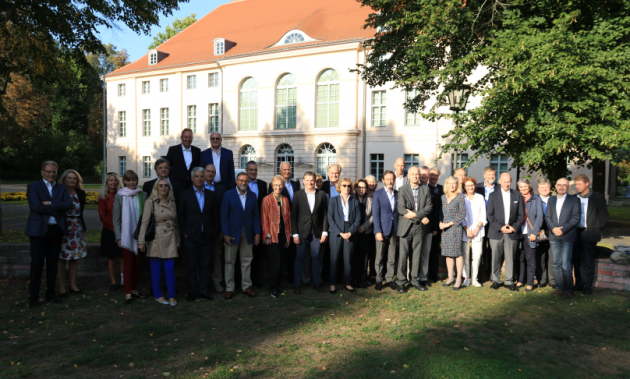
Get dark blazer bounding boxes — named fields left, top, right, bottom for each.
left=396, top=184, right=433, bottom=237
left=487, top=188, right=525, bottom=241
left=475, top=182, right=500, bottom=198
left=268, top=179, right=301, bottom=207
left=178, top=187, right=219, bottom=244
left=320, top=180, right=337, bottom=197
left=291, top=189, right=329, bottom=239
left=25, top=180, right=73, bottom=237
left=581, top=192, right=609, bottom=242
left=166, top=144, right=201, bottom=190
left=545, top=194, right=581, bottom=242
left=327, top=195, right=361, bottom=237
left=372, top=187, right=398, bottom=236
left=143, top=178, right=183, bottom=202
left=523, top=194, right=544, bottom=248
left=200, top=147, right=236, bottom=190
left=75, top=189, right=87, bottom=231
left=220, top=188, right=261, bottom=244
left=428, top=183, right=444, bottom=233
left=251, top=179, right=268, bottom=210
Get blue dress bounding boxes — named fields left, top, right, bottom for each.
left=440, top=193, right=466, bottom=257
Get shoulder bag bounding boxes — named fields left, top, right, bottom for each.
left=527, top=217, right=547, bottom=242
left=133, top=195, right=156, bottom=242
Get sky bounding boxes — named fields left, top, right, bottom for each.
left=96, top=0, right=230, bottom=63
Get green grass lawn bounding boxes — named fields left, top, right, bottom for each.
left=0, top=275, right=628, bottom=379
left=0, top=230, right=101, bottom=244
left=608, top=206, right=630, bottom=220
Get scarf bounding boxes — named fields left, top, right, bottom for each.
left=578, top=188, right=593, bottom=199
left=118, top=187, right=142, bottom=254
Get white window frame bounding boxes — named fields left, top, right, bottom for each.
left=316, top=69, right=340, bottom=128
left=143, top=156, right=152, bottom=178
left=187, top=105, right=197, bottom=133
left=143, top=109, right=151, bottom=137
left=160, top=79, right=168, bottom=92
left=209, top=103, right=219, bottom=133
left=208, top=73, right=219, bottom=87
left=214, top=41, right=225, bottom=55
left=370, top=154, right=385, bottom=179
left=372, top=90, right=387, bottom=127
left=142, top=81, right=150, bottom=94
left=149, top=52, right=157, bottom=65
left=118, top=84, right=126, bottom=97
left=118, top=156, right=126, bottom=176
left=240, top=145, right=257, bottom=169
left=316, top=143, right=337, bottom=180
left=276, top=74, right=297, bottom=129
left=118, top=111, right=126, bottom=137
left=187, top=75, right=196, bottom=90
left=160, top=108, right=169, bottom=136
left=239, top=78, right=258, bottom=131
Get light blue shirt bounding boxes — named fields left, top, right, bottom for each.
left=238, top=189, right=247, bottom=210
left=43, top=179, right=57, bottom=225
left=248, top=180, right=259, bottom=198
left=385, top=188, right=396, bottom=212
left=330, top=183, right=339, bottom=198
left=285, top=180, right=294, bottom=201
left=204, top=182, right=215, bottom=191
left=578, top=197, right=588, bottom=228
left=484, top=183, right=495, bottom=204
left=193, top=187, right=205, bottom=232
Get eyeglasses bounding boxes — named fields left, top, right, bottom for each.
left=42, top=170, right=57, bottom=175
left=357, top=186, right=367, bottom=190
left=211, top=138, right=221, bottom=140
left=157, top=184, right=170, bottom=188
left=341, top=184, right=351, bottom=188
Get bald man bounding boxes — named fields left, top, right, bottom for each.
left=545, top=177, right=581, bottom=300
left=200, top=132, right=236, bottom=190
left=486, top=173, right=524, bottom=292
left=393, top=158, right=410, bottom=191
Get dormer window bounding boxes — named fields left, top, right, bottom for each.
left=149, top=52, right=157, bottom=65
left=147, top=49, right=170, bottom=65
left=213, top=38, right=236, bottom=56
left=284, top=32, right=305, bottom=45
left=271, top=30, right=318, bottom=48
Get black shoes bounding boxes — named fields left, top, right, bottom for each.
left=396, top=284, right=407, bottom=293
left=537, top=282, right=547, bottom=288
left=490, top=282, right=501, bottom=290
left=345, top=286, right=356, bottom=293
left=131, top=293, right=147, bottom=299
left=109, top=284, right=118, bottom=292
left=413, top=283, right=428, bottom=292
left=386, top=282, right=397, bottom=290
left=442, top=281, right=454, bottom=288
left=69, top=288, right=82, bottom=294
left=375, top=282, right=383, bottom=291
left=186, top=294, right=196, bottom=302
left=329, top=288, right=337, bottom=295
left=29, top=300, right=38, bottom=308
left=59, top=292, right=69, bottom=298
left=46, top=296, right=62, bottom=304
left=198, top=293, right=214, bottom=300
left=293, top=285, right=302, bottom=295
left=508, top=284, right=519, bottom=292
left=270, top=291, right=279, bottom=299
left=125, top=298, right=134, bottom=305
left=420, top=281, right=431, bottom=288
left=584, top=287, right=593, bottom=295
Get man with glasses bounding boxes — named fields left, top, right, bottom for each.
left=204, top=164, right=227, bottom=292
left=246, top=161, right=268, bottom=288
left=475, top=166, right=500, bottom=284
left=372, top=170, right=398, bottom=290
left=200, top=132, right=236, bottom=190
left=25, top=161, right=73, bottom=307
left=166, top=128, right=200, bottom=190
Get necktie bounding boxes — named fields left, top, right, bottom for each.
left=413, top=188, right=418, bottom=211
left=542, top=201, right=547, bottom=215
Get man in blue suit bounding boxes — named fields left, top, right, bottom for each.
left=25, top=161, right=73, bottom=307
left=545, top=177, right=581, bottom=300
left=372, top=170, right=398, bottom=291
left=200, top=132, right=236, bottom=190
left=221, top=172, right=261, bottom=299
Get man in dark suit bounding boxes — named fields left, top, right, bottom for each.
left=142, top=158, right=183, bottom=201
left=475, top=166, right=500, bottom=284
left=178, top=167, right=219, bottom=302
left=487, top=172, right=524, bottom=292
left=572, top=174, right=607, bottom=295
left=200, top=132, right=236, bottom=190
left=246, top=161, right=268, bottom=287
left=25, top=161, right=73, bottom=307
left=166, top=128, right=200, bottom=190
left=221, top=172, right=261, bottom=299
left=427, top=167, right=444, bottom=283
left=320, top=163, right=341, bottom=197
left=268, top=162, right=301, bottom=284
left=292, top=171, right=329, bottom=294
left=204, top=163, right=227, bottom=292
left=536, top=179, right=556, bottom=289
left=545, top=177, right=581, bottom=300
left=372, top=170, right=398, bottom=291
left=396, top=167, right=433, bottom=293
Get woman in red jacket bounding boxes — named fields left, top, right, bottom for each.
left=261, top=175, right=292, bottom=299
left=98, top=173, right=123, bottom=292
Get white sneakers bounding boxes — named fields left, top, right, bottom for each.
left=462, top=278, right=471, bottom=287
left=214, top=282, right=224, bottom=292
left=472, top=279, right=482, bottom=287
left=155, top=298, right=169, bottom=305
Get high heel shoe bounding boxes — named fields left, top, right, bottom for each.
left=69, top=288, right=82, bottom=294
left=329, top=287, right=337, bottom=295
left=442, top=280, right=454, bottom=288
left=345, top=286, right=356, bottom=293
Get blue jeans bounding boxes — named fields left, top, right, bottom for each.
left=151, top=258, right=176, bottom=299
left=294, top=231, right=322, bottom=285
left=549, top=240, right=574, bottom=293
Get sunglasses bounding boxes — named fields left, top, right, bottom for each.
left=341, top=184, right=351, bottom=188
left=211, top=138, right=221, bottom=140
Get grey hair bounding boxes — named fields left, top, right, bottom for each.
left=365, top=175, right=377, bottom=182
left=204, top=163, right=216, bottom=171
left=537, top=178, right=551, bottom=186
left=154, top=158, right=170, bottom=170
left=419, top=166, right=430, bottom=172
left=517, top=178, right=534, bottom=194
left=429, top=167, right=441, bottom=175
left=236, top=172, right=248, bottom=180
left=483, top=166, right=496, bottom=174
left=246, top=160, right=257, bottom=169
left=303, top=170, right=317, bottom=180
left=41, top=161, right=58, bottom=170
left=279, top=161, right=291, bottom=170
left=327, top=163, right=342, bottom=173
left=191, top=167, right=205, bottom=177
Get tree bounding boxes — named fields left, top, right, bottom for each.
left=356, top=0, right=630, bottom=182
left=148, top=13, right=197, bottom=49
left=86, top=44, right=130, bottom=75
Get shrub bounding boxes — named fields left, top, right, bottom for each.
left=1, top=191, right=99, bottom=204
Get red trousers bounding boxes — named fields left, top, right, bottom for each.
left=122, top=248, right=143, bottom=294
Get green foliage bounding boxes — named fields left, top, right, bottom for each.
left=356, top=0, right=630, bottom=182
left=148, top=13, right=197, bottom=49
left=86, top=43, right=130, bottom=75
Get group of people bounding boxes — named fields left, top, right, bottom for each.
left=24, top=129, right=609, bottom=308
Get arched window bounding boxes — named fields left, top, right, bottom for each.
left=316, top=69, right=340, bottom=127
left=276, top=144, right=294, bottom=179
left=240, top=77, right=258, bottom=130
left=276, top=74, right=297, bottom=129
left=284, top=32, right=305, bottom=45
left=316, top=143, right=337, bottom=180
left=240, top=145, right=257, bottom=169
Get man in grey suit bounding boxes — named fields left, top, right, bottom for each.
left=487, top=173, right=524, bottom=291
left=545, top=177, right=581, bottom=300
left=395, top=167, right=433, bottom=293
left=204, top=163, right=227, bottom=292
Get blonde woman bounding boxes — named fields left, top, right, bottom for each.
left=138, top=178, right=180, bottom=306
left=462, top=177, right=487, bottom=288
left=57, top=169, right=87, bottom=296
left=98, top=173, right=123, bottom=292
left=439, top=176, right=466, bottom=290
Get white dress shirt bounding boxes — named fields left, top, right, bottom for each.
left=293, top=189, right=328, bottom=237
left=462, top=193, right=487, bottom=242
left=238, top=189, right=247, bottom=210
left=182, top=145, right=192, bottom=170
left=556, top=193, right=567, bottom=221
left=341, top=197, right=349, bottom=222
left=578, top=196, right=588, bottom=228
left=212, top=148, right=222, bottom=183
left=501, top=188, right=511, bottom=224
left=394, top=173, right=405, bottom=191
left=44, top=179, right=57, bottom=225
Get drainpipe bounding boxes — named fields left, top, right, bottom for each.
left=361, top=48, right=367, bottom=178
left=217, top=61, right=224, bottom=135
left=102, top=71, right=107, bottom=182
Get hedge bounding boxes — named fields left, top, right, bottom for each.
left=1, top=191, right=99, bottom=204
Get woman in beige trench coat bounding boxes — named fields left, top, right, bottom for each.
left=138, top=178, right=180, bottom=306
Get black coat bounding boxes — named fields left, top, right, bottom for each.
left=76, top=188, right=87, bottom=231
left=487, top=188, right=524, bottom=241
left=427, top=184, right=443, bottom=233
left=475, top=182, right=500, bottom=198
left=166, top=144, right=201, bottom=190
left=291, top=189, right=329, bottom=239
left=177, top=187, right=219, bottom=244
left=251, top=179, right=268, bottom=210
left=143, top=178, right=183, bottom=202
left=268, top=180, right=300, bottom=207
left=582, top=192, right=609, bottom=242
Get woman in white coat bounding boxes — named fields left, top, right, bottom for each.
left=461, top=177, right=487, bottom=287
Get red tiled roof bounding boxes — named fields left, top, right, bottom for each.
left=108, top=0, right=375, bottom=77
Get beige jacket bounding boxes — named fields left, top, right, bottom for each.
left=138, top=198, right=180, bottom=259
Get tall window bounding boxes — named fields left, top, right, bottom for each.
left=160, top=108, right=169, bottom=136
left=316, top=69, right=340, bottom=127
left=276, top=73, right=297, bottom=129
left=143, top=156, right=152, bottom=178
left=404, top=154, right=419, bottom=170
left=455, top=153, right=469, bottom=169
left=276, top=144, right=294, bottom=179
left=316, top=143, right=337, bottom=180
left=143, top=110, right=151, bottom=137
left=372, top=91, right=387, bottom=127
left=208, top=73, right=219, bottom=87
left=118, top=157, right=126, bottom=176
left=160, top=79, right=168, bottom=92
left=187, top=105, right=197, bottom=133
left=118, top=111, right=126, bottom=137
left=491, top=154, right=509, bottom=176
left=240, top=145, right=257, bottom=169
left=187, top=75, right=196, bottom=89
left=118, top=84, right=126, bottom=96
left=370, top=154, right=384, bottom=179
left=405, top=89, right=423, bottom=125
left=142, top=81, right=150, bottom=94
left=209, top=104, right=219, bottom=133
left=240, top=77, right=258, bottom=130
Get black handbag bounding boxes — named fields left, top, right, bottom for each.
left=133, top=196, right=156, bottom=242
